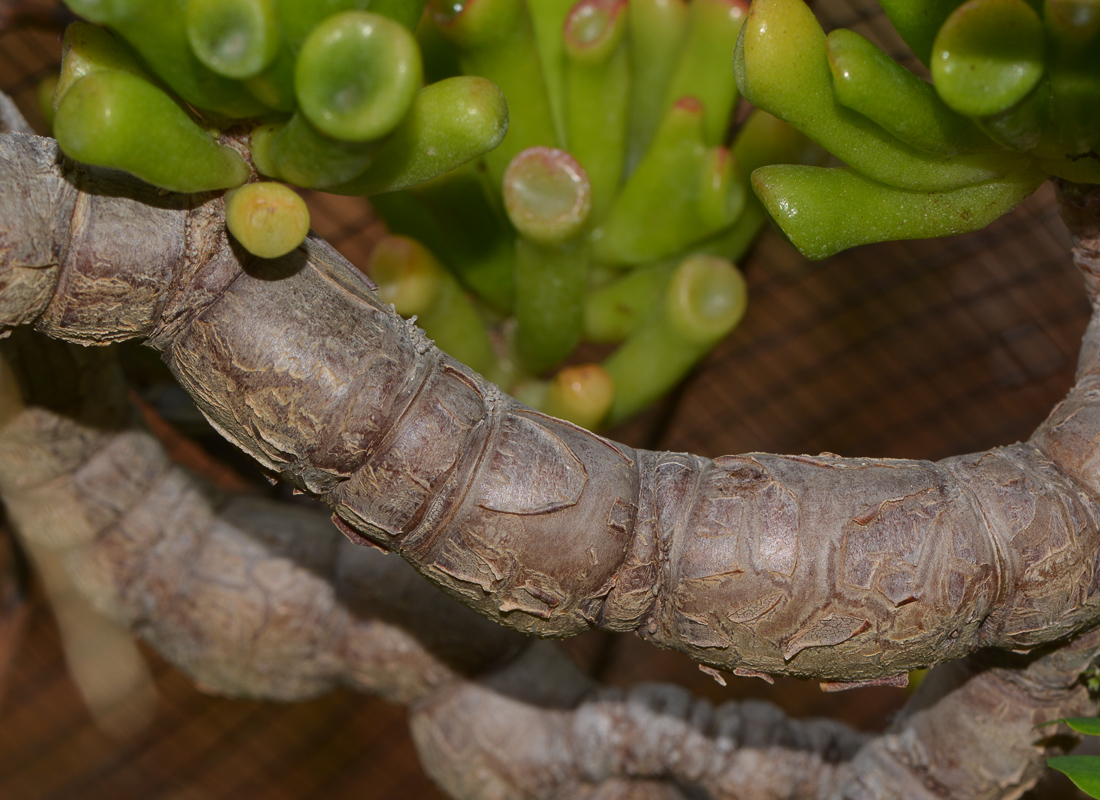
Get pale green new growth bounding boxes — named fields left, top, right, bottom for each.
left=224, top=181, right=310, bottom=258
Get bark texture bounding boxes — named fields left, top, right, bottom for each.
left=0, top=331, right=523, bottom=704
left=4, top=131, right=1100, bottom=683
left=2, top=332, right=1096, bottom=800
left=0, top=333, right=864, bottom=799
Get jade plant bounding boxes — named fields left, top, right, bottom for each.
left=44, top=0, right=817, bottom=430
left=11, top=0, right=1100, bottom=798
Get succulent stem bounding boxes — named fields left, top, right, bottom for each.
left=602, top=254, right=746, bottom=424
left=563, top=0, right=630, bottom=217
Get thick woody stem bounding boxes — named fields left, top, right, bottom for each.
left=4, top=133, right=1100, bottom=687
left=0, top=332, right=864, bottom=799
left=6, top=127, right=1100, bottom=797
left=6, top=335, right=1100, bottom=800
left=0, top=331, right=522, bottom=704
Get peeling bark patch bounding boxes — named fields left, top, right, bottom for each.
left=705, top=495, right=745, bottom=532
left=728, top=592, right=783, bottom=623
left=948, top=571, right=968, bottom=609
left=330, top=513, right=387, bottom=552
left=431, top=530, right=511, bottom=593
left=752, top=482, right=799, bottom=577
left=498, top=573, right=566, bottom=619
left=607, top=498, right=634, bottom=534
left=476, top=412, right=586, bottom=514
left=698, top=664, right=727, bottom=685
left=732, top=666, right=775, bottom=683
left=845, top=490, right=944, bottom=585
left=878, top=571, right=920, bottom=608
left=672, top=609, right=732, bottom=649
left=784, top=614, right=871, bottom=661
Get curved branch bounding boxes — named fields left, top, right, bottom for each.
left=0, top=331, right=860, bottom=799
left=838, top=632, right=1100, bottom=799
left=412, top=642, right=863, bottom=800
left=2, top=329, right=1097, bottom=800
left=3, top=131, right=1100, bottom=685
left=0, top=330, right=521, bottom=704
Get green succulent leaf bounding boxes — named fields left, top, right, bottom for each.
left=751, top=164, right=1046, bottom=260
left=733, top=0, right=1029, bottom=192
left=64, top=0, right=268, bottom=118
left=295, top=11, right=423, bottom=142
left=826, top=28, right=992, bottom=156
left=326, top=76, right=509, bottom=196
left=54, top=70, right=249, bottom=193
left=185, top=0, right=280, bottom=79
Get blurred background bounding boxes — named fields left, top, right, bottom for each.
left=0, top=0, right=1094, bottom=797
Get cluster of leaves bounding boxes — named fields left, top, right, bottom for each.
left=47, top=0, right=508, bottom=251
left=735, top=0, right=1100, bottom=259
left=44, top=0, right=817, bottom=430
left=366, top=0, right=821, bottom=428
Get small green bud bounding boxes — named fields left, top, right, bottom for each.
left=664, top=253, right=745, bottom=345
left=544, top=364, right=614, bottom=430
left=503, top=147, right=592, bottom=245
left=224, top=181, right=311, bottom=258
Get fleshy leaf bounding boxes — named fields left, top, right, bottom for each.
left=751, top=164, right=1046, bottom=260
